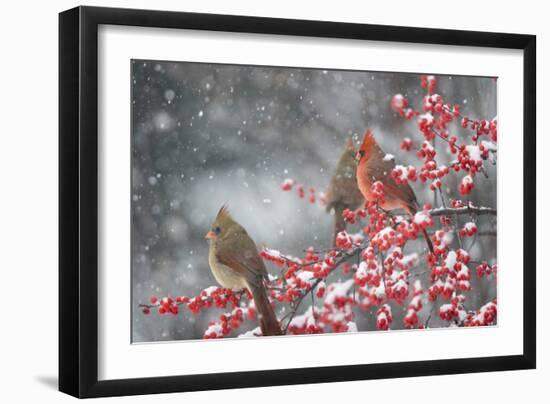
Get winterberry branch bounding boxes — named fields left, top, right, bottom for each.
left=427, top=205, right=496, bottom=217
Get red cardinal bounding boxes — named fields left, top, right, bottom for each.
left=355, top=129, right=433, bottom=253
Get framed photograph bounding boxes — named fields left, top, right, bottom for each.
left=59, top=6, right=536, bottom=398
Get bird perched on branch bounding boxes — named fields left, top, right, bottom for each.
left=325, top=137, right=365, bottom=245
left=206, top=206, right=282, bottom=336
left=355, top=129, right=434, bottom=253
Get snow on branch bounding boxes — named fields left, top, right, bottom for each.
left=428, top=205, right=496, bottom=217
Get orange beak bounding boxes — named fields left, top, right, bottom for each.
left=205, top=230, right=216, bottom=240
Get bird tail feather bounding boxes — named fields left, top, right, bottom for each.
left=248, top=282, right=282, bottom=336
left=332, top=205, right=347, bottom=246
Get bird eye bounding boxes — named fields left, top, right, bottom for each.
left=214, top=226, right=221, bottom=234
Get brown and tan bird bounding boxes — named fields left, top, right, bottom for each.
left=325, top=137, right=365, bottom=245
left=206, top=206, right=282, bottom=336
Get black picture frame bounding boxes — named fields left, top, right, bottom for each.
left=59, top=5, right=536, bottom=398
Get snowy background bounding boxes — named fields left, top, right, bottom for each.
left=131, top=59, right=497, bottom=342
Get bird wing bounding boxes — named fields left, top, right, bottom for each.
left=326, top=151, right=363, bottom=211
left=215, top=227, right=268, bottom=288
left=367, top=150, right=417, bottom=209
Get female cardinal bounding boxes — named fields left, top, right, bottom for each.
left=356, top=129, right=433, bottom=253
left=325, top=137, right=365, bottom=245
left=206, top=206, right=283, bottom=336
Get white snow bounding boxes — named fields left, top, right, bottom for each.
left=356, top=261, right=368, bottom=278
left=393, top=164, right=408, bottom=182
left=374, top=283, right=386, bottom=299
left=444, top=251, right=457, bottom=270
left=164, top=89, right=175, bottom=102
left=413, top=211, right=430, bottom=225
left=481, top=140, right=497, bottom=152
left=204, top=323, right=223, bottom=337
left=466, top=145, right=482, bottom=162
left=324, top=279, right=354, bottom=305
left=462, top=175, right=473, bottom=185
left=296, top=271, right=315, bottom=285
left=376, top=226, right=395, bottom=239
left=288, top=306, right=317, bottom=329
left=439, top=303, right=454, bottom=314
left=346, top=321, right=358, bottom=333
left=392, top=279, right=408, bottom=292
left=237, top=326, right=261, bottom=338
left=419, top=112, right=434, bottom=125
left=202, top=286, right=219, bottom=297
left=398, top=252, right=419, bottom=268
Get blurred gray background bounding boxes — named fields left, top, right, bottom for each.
left=131, top=60, right=497, bottom=342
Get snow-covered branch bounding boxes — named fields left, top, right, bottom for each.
left=428, top=205, right=496, bottom=217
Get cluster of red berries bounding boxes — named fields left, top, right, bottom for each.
left=388, top=75, right=498, bottom=206
left=459, top=174, right=474, bottom=195
left=342, top=207, right=366, bottom=224
left=269, top=247, right=340, bottom=305
left=476, top=262, right=497, bottom=279
left=385, top=278, right=409, bottom=305
left=354, top=248, right=382, bottom=288
left=147, top=296, right=180, bottom=315
left=461, top=117, right=498, bottom=142
left=360, top=202, right=392, bottom=237
left=429, top=228, right=452, bottom=257
left=391, top=164, right=417, bottom=185
left=280, top=178, right=294, bottom=191
left=439, top=295, right=467, bottom=322
left=464, top=299, right=497, bottom=327
left=458, top=222, right=477, bottom=237
left=319, top=297, right=355, bottom=333
left=421, top=74, right=437, bottom=94
left=390, top=94, right=418, bottom=120
left=417, top=113, right=436, bottom=141
left=416, top=140, right=437, bottom=161
left=383, top=250, right=414, bottom=305
left=143, top=287, right=243, bottom=317
left=188, top=288, right=243, bottom=314
left=203, top=305, right=257, bottom=339
left=429, top=249, right=472, bottom=301
left=376, top=304, right=393, bottom=330
left=372, top=226, right=405, bottom=251
left=287, top=307, right=323, bottom=335
left=370, top=181, right=385, bottom=203
left=335, top=231, right=356, bottom=249
left=259, top=248, right=287, bottom=267
left=280, top=178, right=317, bottom=204
left=416, top=160, right=450, bottom=186
left=400, top=137, right=413, bottom=151
left=305, top=247, right=320, bottom=263
left=403, top=280, right=424, bottom=328
left=315, top=281, right=326, bottom=298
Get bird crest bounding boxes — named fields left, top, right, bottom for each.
left=216, top=204, right=233, bottom=222
left=345, top=136, right=355, bottom=151
left=359, top=129, right=376, bottom=152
